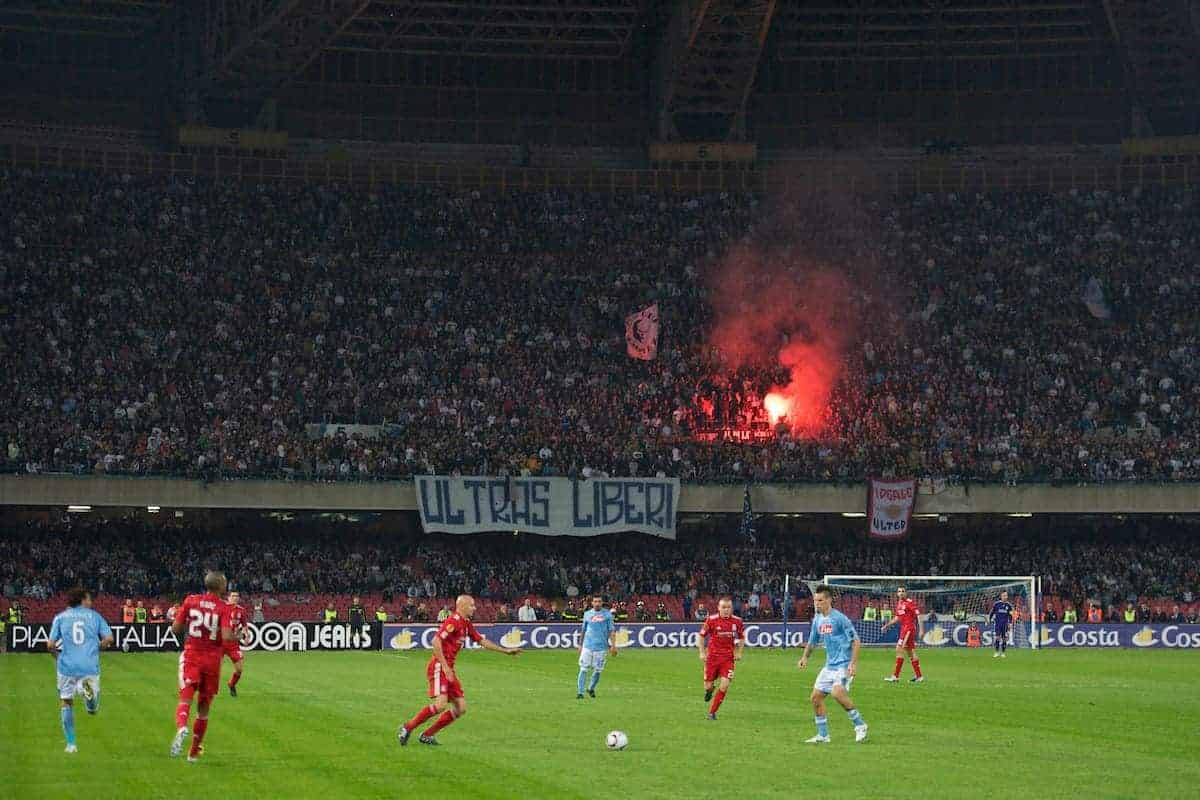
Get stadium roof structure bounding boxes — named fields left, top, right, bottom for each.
left=1, top=1, right=1197, bottom=141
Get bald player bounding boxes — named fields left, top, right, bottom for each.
left=398, top=594, right=521, bottom=746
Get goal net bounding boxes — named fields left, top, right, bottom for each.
left=815, top=575, right=1039, bottom=650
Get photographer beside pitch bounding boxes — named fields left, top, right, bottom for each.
left=797, top=585, right=869, bottom=744
left=397, top=594, right=521, bottom=746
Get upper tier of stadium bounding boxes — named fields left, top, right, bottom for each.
left=1, top=169, right=1195, bottom=484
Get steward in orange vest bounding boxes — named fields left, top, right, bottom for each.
left=966, top=624, right=982, bottom=647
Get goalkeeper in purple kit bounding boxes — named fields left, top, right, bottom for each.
left=988, top=591, right=1014, bottom=658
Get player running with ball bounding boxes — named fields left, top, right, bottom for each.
left=798, top=584, right=868, bottom=744
left=698, top=596, right=745, bottom=720
left=398, top=594, right=521, bottom=746
left=577, top=595, right=616, bottom=699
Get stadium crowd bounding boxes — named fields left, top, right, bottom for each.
left=2, top=516, right=1197, bottom=623
left=1, top=169, right=1198, bottom=484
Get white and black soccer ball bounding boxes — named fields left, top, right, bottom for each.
left=605, top=730, right=629, bottom=751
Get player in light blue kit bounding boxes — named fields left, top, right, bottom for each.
left=47, top=588, right=114, bottom=753
left=797, top=584, right=868, bottom=744
left=576, top=595, right=616, bottom=699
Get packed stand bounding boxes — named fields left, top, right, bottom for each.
left=1, top=168, right=1197, bottom=483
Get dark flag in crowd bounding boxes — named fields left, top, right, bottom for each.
left=739, top=483, right=756, bottom=543
left=625, top=303, right=660, bottom=360
left=1082, top=276, right=1112, bottom=320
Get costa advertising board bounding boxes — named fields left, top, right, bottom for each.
left=6, top=622, right=382, bottom=652
left=1035, top=623, right=1200, bottom=649
left=383, top=622, right=1200, bottom=651
left=383, top=622, right=810, bottom=651
left=912, top=622, right=1200, bottom=649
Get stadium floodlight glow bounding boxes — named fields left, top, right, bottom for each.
left=841, top=512, right=867, bottom=518
left=1007, top=512, right=1033, bottom=518
left=147, top=506, right=161, bottom=513
left=66, top=505, right=92, bottom=513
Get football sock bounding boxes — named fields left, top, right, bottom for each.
left=995, top=638, right=1001, bottom=652
left=405, top=704, right=439, bottom=731
left=577, top=670, right=588, bottom=694
left=1001, top=638, right=1007, bottom=653
left=423, top=709, right=459, bottom=737
left=709, top=690, right=727, bottom=715
left=815, top=715, right=829, bottom=737
left=911, top=659, right=922, bottom=678
left=61, top=706, right=76, bottom=746
left=893, top=657, right=904, bottom=677
left=229, top=671, right=242, bottom=689
left=847, top=707, right=865, bottom=727
left=175, top=701, right=191, bottom=729
left=189, top=717, right=208, bottom=755
left=588, top=671, right=602, bottom=691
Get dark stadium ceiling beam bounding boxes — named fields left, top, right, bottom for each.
left=0, top=0, right=172, bottom=38
left=325, top=0, right=644, bottom=59
left=1101, top=0, right=1200, bottom=136
left=655, top=0, right=778, bottom=142
left=193, top=0, right=372, bottom=98
left=771, top=0, right=1107, bottom=62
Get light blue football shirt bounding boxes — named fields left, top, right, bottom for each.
left=580, top=608, right=615, bottom=652
left=49, top=606, right=112, bottom=677
left=809, top=609, right=858, bottom=669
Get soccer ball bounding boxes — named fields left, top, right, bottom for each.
left=605, top=730, right=629, bottom=750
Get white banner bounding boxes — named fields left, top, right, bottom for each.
left=416, top=476, right=679, bottom=538
left=867, top=478, right=916, bottom=540
left=625, top=303, right=660, bottom=360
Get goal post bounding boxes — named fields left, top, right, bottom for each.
left=818, top=575, right=1040, bottom=650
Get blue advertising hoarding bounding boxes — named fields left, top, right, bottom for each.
left=381, top=622, right=1200, bottom=651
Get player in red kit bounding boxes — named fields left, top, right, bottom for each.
left=170, top=571, right=235, bottom=762
left=397, top=594, right=521, bottom=746
left=698, top=596, right=745, bottom=720
left=224, top=590, right=248, bottom=697
left=880, top=586, right=924, bottom=683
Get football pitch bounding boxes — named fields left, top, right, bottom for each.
left=2, top=648, right=1198, bottom=800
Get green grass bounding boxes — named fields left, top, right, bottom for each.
left=2, top=648, right=1199, bottom=799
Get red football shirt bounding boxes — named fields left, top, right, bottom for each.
left=228, top=604, right=249, bottom=641
left=896, top=598, right=920, bottom=630
left=700, top=614, right=745, bottom=659
left=175, top=592, right=232, bottom=659
left=428, top=612, right=483, bottom=670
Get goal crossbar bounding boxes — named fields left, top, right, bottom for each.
left=819, top=574, right=1040, bottom=650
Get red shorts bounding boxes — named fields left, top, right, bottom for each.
left=179, top=652, right=221, bottom=702
left=898, top=628, right=919, bottom=649
left=427, top=661, right=464, bottom=700
left=704, top=656, right=736, bottom=683
left=223, top=641, right=243, bottom=663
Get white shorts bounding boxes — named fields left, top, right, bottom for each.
left=579, top=648, right=608, bottom=672
left=57, top=673, right=100, bottom=701
left=813, top=666, right=853, bottom=695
